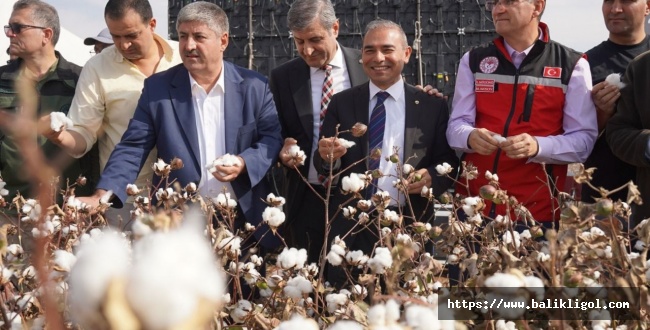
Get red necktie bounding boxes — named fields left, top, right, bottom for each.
left=319, top=65, right=334, bottom=130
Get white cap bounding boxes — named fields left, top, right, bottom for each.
left=84, top=28, right=113, bottom=45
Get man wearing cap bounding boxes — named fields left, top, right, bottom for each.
left=84, top=28, right=114, bottom=54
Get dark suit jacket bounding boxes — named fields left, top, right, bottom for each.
left=314, top=82, right=459, bottom=247
left=269, top=46, right=368, bottom=222
left=97, top=62, right=283, bottom=247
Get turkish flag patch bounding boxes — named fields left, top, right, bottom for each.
left=543, top=66, right=562, bottom=79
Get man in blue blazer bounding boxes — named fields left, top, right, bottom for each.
left=81, top=2, right=283, bottom=249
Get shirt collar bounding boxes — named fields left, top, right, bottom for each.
left=309, top=42, right=345, bottom=74
left=368, top=79, right=404, bottom=102
left=503, top=26, right=544, bottom=57
left=189, top=64, right=225, bottom=95
left=111, top=33, right=175, bottom=63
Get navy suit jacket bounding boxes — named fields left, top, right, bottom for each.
left=98, top=62, right=283, bottom=247
left=314, top=82, right=459, bottom=251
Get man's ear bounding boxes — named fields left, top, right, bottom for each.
left=220, top=32, right=229, bottom=51
left=331, top=19, right=340, bottom=38
left=42, top=27, right=54, bottom=46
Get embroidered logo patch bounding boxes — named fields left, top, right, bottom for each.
left=475, top=79, right=495, bottom=93
left=543, top=66, right=562, bottom=79
left=479, top=56, right=499, bottom=74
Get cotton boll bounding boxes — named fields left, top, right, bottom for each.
left=345, top=250, right=368, bottom=267
left=485, top=273, right=525, bottom=292
left=435, top=162, right=453, bottom=175
left=368, top=247, right=393, bottom=274
left=283, top=275, right=313, bottom=299
left=502, top=231, right=521, bottom=248
left=605, top=73, right=626, bottom=89
left=341, top=173, right=366, bottom=193
left=523, top=276, right=545, bottom=301
left=405, top=305, right=438, bottom=330
left=49, top=112, right=73, bottom=132
left=337, top=138, right=356, bottom=149
left=276, top=314, right=319, bottom=330
left=52, top=250, right=77, bottom=272
left=265, top=193, right=286, bottom=207
left=367, top=303, right=386, bottom=326
left=68, top=231, right=130, bottom=329
left=287, top=145, right=306, bottom=166
left=126, top=210, right=226, bottom=330
left=16, top=292, right=34, bottom=311
left=327, top=248, right=344, bottom=266
left=131, top=217, right=153, bottom=238
left=263, top=207, right=286, bottom=228
left=214, top=154, right=242, bottom=167
left=635, top=240, right=646, bottom=251
left=213, top=193, right=238, bottom=209
left=496, top=320, right=516, bottom=330
left=61, top=225, right=79, bottom=238
left=402, top=164, right=414, bottom=176
left=327, top=320, right=363, bottom=330
left=230, top=300, right=253, bottom=323
left=351, top=284, right=367, bottom=298
left=277, top=247, right=308, bottom=269
left=384, top=299, right=400, bottom=324
left=216, top=234, right=242, bottom=258
left=22, top=266, right=36, bottom=280
left=492, top=134, right=507, bottom=143
left=325, top=293, right=349, bottom=313
left=5, top=244, right=23, bottom=262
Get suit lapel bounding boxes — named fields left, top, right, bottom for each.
left=170, top=66, right=201, bottom=172
left=224, top=62, right=244, bottom=154
left=341, top=46, right=368, bottom=87
left=403, top=84, right=422, bottom=164
left=354, top=83, right=371, bottom=158
left=291, top=62, right=314, bottom=141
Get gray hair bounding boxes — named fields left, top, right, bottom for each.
left=364, top=19, right=408, bottom=48
left=13, top=0, right=60, bottom=46
left=176, top=1, right=229, bottom=36
left=287, top=0, right=337, bottom=32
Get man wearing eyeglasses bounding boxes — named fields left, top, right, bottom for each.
left=0, top=0, right=98, bottom=200
left=447, top=0, right=597, bottom=224
left=39, top=0, right=181, bottom=228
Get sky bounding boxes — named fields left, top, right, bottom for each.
left=41, top=0, right=611, bottom=52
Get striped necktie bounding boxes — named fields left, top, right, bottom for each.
left=319, top=65, right=334, bottom=130
left=367, top=91, right=389, bottom=197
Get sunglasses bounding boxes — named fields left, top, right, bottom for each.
left=4, top=22, right=47, bottom=36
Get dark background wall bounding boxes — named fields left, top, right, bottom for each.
left=168, top=0, right=497, bottom=95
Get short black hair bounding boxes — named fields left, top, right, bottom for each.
left=104, top=0, right=153, bottom=23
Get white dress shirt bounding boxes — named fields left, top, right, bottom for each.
left=368, top=81, right=406, bottom=206
left=189, top=69, right=231, bottom=198
left=308, top=44, right=352, bottom=183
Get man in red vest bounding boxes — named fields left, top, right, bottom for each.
left=446, top=0, right=598, bottom=223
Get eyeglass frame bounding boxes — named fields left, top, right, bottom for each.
left=3, top=22, right=48, bottom=36
left=485, top=0, right=530, bottom=11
